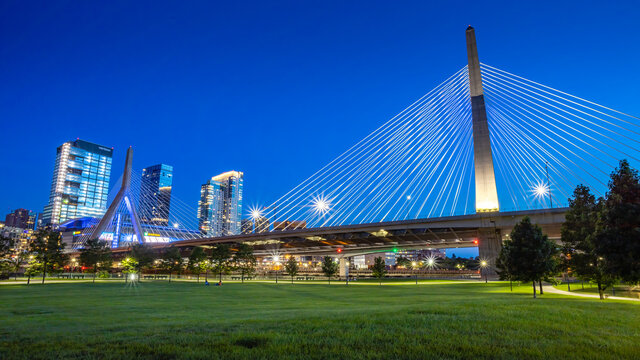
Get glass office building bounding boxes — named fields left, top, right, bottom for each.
left=197, top=171, right=243, bottom=237
left=140, top=164, right=173, bottom=226
left=42, top=139, right=113, bottom=226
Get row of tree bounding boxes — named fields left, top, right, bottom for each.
left=0, top=229, right=69, bottom=284
left=498, top=160, right=640, bottom=299
left=114, top=242, right=257, bottom=283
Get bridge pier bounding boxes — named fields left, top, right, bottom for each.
left=478, top=227, right=502, bottom=275
left=339, top=257, right=349, bottom=279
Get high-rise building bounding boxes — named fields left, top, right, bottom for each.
left=197, top=171, right=243, bottom=237
left=241, top=218, right=253, bottom=234
left=42, top=139, right=113, bottom=226
left=4, top=208, right=37, bottom=229
left=140, top=164, right=173, bottom=226
left=254, top=216, right=270, bottom=233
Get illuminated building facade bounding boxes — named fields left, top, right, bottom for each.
left=197, top=171, right=243, bottom=237
left=140, top=164, right=173, bottom=226
left=4, top=208, right=37, bottom=230
left=42, top=139, right=113, bottom=226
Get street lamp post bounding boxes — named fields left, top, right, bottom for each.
left=480, top=260, right=488, bottom=283
left=412, top=261, right=417, bottom=285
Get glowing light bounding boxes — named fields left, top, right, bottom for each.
left=406, top=195, right=411, bottom=200
left=480, top=260, right=488, bottom=268
left=173, top=223, right=179, bottom=228
left=312, top=195, right=332, bottom=215
left=249, top=206, right=263, bottom=220
left=532, top=182, right=549, bottom=199
left=273, top=255, right=280, bottom=262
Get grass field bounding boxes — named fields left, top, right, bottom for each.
left=1, top=280, right=639, bottom=359
left=554, top=282, right=640, bottom=299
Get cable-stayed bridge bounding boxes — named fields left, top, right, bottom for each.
left=74, top=27, right=639, bottom=270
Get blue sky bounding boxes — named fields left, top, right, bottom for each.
left=1, top=1, right=639, bottom=256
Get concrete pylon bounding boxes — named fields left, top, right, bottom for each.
left=467, top=27, right=501, bottom=274
left=466, top=26, right=499, bottom=213
left=90, top=147, right=145, bottom=246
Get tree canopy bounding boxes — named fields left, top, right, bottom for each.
left=595, top=160, right=640, bottom=284
left=321, top=256, right=338, bottom=284
left=501, top=217, right=558, bottom=298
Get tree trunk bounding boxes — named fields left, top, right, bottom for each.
left=510, top=279, right=513, bottom=292
left=291, top=275, right=294, bottom=284
left=328, top=277, right=330, bottom=285
left=241, top=270, right=245, bottom=284
left=197, top=273, right=200, bottom=283
left=205, top=270, right=208, bottom=282
left=539, top=280, right=544, bottom=295
left=93, top=270, right=96, bottom=284
left=27, top=275, right=31, bottom=285
left=612, top=286, right=616, bottom=296
left=597, top=281, right=604, bottom=300
left=567, top=278, right=570, bottom=292
left=41, top=260, right=46, bottom=284
left=532, top=281, right=537, bottom=299
left=169, top=272, right=172, bottom=283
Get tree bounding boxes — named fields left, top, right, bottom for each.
left=232, top=243, right=256, bottom=283
left=504, top=217, right=558, bottom=298
left=372, top=256, right=387, bottom=285
left=187, top=247, right=208, bottom=282
left=161, top=247, right=184, bottom=282
left=130, top=243, right=156, bottom=278
left=210, top=244, right=231, bottom=284
left=0, top=236, right=15, bottom=279
left=561, top=185, right=616, bottom=299
left=395, top=257, right=412, bottom=268
left=8, top=250, right=28, bottom=281
left=321, top=256, right=338, bottom=284
left=496, top=242, right=514, bottom=291
left=28, top=229, right=68, bottom=284
left=595, top=160, right=640, bottom=285
left=121, top=257, right=138, bottom=282
left=24, top=257, right=42, bottom=285
left=79, top=239, right=113, bottom=283
left=284, top=256, right=299, bottom=284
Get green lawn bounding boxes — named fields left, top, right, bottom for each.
left=1, top=281, right=638, bottom=359
left=555, top=282, right=640, bottom=299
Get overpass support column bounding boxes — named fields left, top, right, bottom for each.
left=478, top=228, right=501, bottom=275
left=339, top=258, right=349, bottom=279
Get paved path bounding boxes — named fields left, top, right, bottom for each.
left=544, top=286, right=640, bottom=302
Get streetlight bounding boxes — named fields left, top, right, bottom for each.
left=412, top=261, right=417, bottom=285
left=480, top=260, right=488, bottom=283
left=273, top=255, right=280, bottom=284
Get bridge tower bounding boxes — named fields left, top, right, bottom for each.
left=90, top=147, right=145, bottom=246
left=466, top=26, right=501, bottom=268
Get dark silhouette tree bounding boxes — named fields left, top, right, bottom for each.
left=372, top=256, right=387, bottom=285
left=496, top=242, right=514, bottom=291
left=28, top=229, right=68, bottom=284
left=0, top=236, right=15, bottom=279
left=79, top=239, right=113, bottom=283
left=161, top=247, right=183, bottom=282
left=233, top=244, right=256, bottom=283
left=504, top=217, right=558, bottom=298
left=210, top=244, right=231, bottom=284
left=130, top=243, right=156, bottom=279
left=561, top=185, right=616, bottom=299
left=187, top=247, right=208, bottom=282
left=321, top=256, right=338, bottom=284
left=284, top=256, right=299, bottom=284
left=595, top=160, right=640, bottom=286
